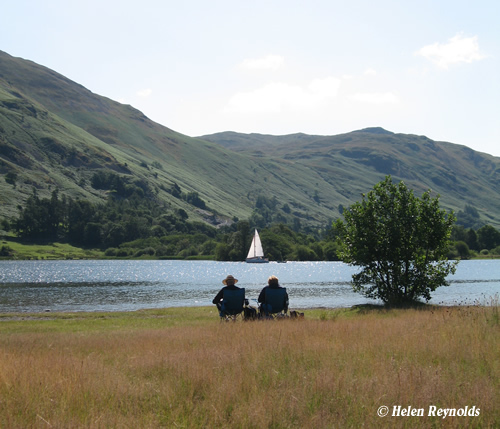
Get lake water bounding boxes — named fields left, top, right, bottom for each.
left=0, top=260, right=498, bottom=313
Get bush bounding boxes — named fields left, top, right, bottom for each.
left=491, top=246, right=500, bottom=255
left=0, top=245, right=13, bottom=257
left=293, top=245, right=318, bottom=261
left=454, top=241, right=470, bottom=259
left=134, top=247, right=156, bottom=257
left=104, top=248, right=117, bottom=256
left=115, top=248, right=130, bottom=257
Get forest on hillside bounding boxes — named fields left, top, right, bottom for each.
left=1, top=178, right=500, bottom=262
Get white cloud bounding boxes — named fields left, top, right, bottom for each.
left=137, top=88, right=153, bottom=97
left=239, top=54, right=285, bottom=71
left=364, top=68, right=377, bottom=76
left=349, top=92, right=399, bottom=104
left=308, top=76, right=341, bottom=97
left=224, top=76, right=341, bottom=114
left=225, top=82, right=305, bottom=114
left=415, top=34, right=486, bottom=69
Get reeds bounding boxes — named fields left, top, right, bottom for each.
left=0, top=305, right=498, bottom=428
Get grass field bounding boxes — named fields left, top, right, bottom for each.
left=0, top=238, right=104, bottom=260
left=0, top=304, right=498, bottom=428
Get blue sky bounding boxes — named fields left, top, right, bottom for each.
left=2, top=0, right=499, bottom=156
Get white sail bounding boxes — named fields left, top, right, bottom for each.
left=246, top=229, right=266, bottom=260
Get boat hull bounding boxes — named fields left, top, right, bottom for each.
left=246, top=257, right=269, bottom=263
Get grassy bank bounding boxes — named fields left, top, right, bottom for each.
left=0, top=238, right=104, bottom=260
left=0, top=305, right=498, bottom=428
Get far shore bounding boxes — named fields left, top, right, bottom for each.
left=1, top=236, right=500, bottom=261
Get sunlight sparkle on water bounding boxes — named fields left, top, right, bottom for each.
left=0, top=260, right=499, bottom=312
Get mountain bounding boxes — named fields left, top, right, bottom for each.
left=201, top=129, right=500, bottom=228
left=1, top=50, right=500, bottom=231
left=0, top=50, right=309, bottom=225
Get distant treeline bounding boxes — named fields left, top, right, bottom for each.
left=449, top=224, right=500, bottom=259
left=3, top=185, right=500, bottom=261
left=5, top=186, right=337, bottom=261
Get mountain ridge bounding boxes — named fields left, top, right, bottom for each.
left=199, top=128, right=500, bottom=227
left=1, top=50, right=500, bottom=230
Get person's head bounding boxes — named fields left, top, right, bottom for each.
left=223, top=275, right=238, bottom=286
left=268, top=275, right=279, bottom=286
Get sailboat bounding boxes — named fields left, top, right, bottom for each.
left=246, top=229, right=269, bottom=263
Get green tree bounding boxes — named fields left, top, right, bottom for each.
left=67, top=199, right=96, bottom=244
left=214, top=242, right=230, bottom=261
left=185, top=192, right=206, bottom=209
left=334, top=176, right=457, bottom=306
left=454, top=241, right=471, bottom=260
left=466, top=228, right=479, bottom=251
left=5, top=172, right=17, bottom=187
left=323, top=241, right=340, bottom=261
left=15, top=188, right=65, bottom=240
left=456, top=204, right=481, bottom=228
left=237, top=221, right=251, bottom=258
left=477, top=225, right=500, bottom=250
left=262, top=225, right=294, bottom=261
left=293, top=245, right=318, bottom=261
left=1, top=218, right=10, bottom=232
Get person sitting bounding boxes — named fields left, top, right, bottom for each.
left=258, top=275, right=289, bottom=316
left=212, top=275, right=241, bottom=313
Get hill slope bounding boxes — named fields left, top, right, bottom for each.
left=200, top=128, right=500, bottom=228
left=1, top=50, right=500, bottom=230
left=0, top=50, right=327, bottom=226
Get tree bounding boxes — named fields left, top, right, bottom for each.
left=477, top=225, right=500, bottom=250
left=15, top=188, right=65, bottom=240
left=334, top=176, right=457, bottom=306
left=466, top=228, right=479, bottom=251
left=185, top=192, right=206, bottom=209
left=5, top=172, right=17, bottom=187
left=456, top=204, right=481, bottom=228
left=454, top=241, right=470, bottom=260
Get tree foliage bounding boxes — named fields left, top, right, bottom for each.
left=334, top=176, right=457, bottom=306
left=12, top=185, right=337, bottom=261
left=11, top=175, right=500, bottom=263
left=477, top=225, right=500, bottom=250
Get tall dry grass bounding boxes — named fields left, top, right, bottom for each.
left=0, top=305, right=498, bottom=428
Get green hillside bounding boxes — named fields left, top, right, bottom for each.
left=0, top=50, right=327, bottom=226
left=1, top=50, right=500, bottom=231
left=201, top=129, right=500, bottom=228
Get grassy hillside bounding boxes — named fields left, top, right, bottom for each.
left=201, top=128, right=500, bottom=228
left=0, top=51, right=347, bottom=228
left=2, top=49, right=500, bottom=231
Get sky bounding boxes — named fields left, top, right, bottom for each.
left=2, top=0, right=500, bottom=156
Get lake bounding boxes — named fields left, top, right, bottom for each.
left=0, top=260, right=498, bottom=313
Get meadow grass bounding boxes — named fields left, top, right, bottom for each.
left=0, top=305, right=498, bottom=428
left=1, top=239, right=104, bottom=260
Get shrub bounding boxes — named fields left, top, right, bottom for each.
left=134, top=247, right=156, bottom=257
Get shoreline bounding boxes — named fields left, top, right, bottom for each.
left=0, top=302, right=492, bottom=321
left=2, top=237, right=500, bottom=262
